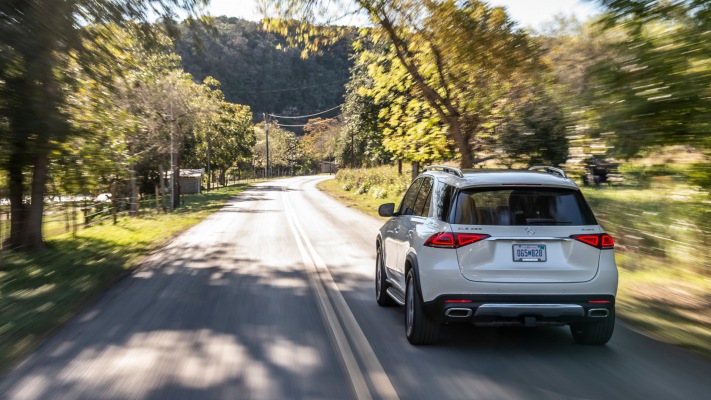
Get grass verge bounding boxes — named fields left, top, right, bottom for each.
left=0, top=183, right=252, bottom=374
left=320, top=166, right=711, bottom=359
left=616, top=263, right=711, bottom=357
left=319, top=178, right=402, bottom=220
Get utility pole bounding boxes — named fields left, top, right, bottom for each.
left=287, top=136, right=297, bottom=176
left=290, top=138, right=295, bottom=176
left=169, top=86, right=175, bottom=212
left=264, top=113, right=270, bottom=179
left=207, top=133, right=212, bottom=191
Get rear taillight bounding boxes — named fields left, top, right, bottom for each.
left=570, top=233, right=614, bottom=249
left=424, top=232, right=490, bottom=248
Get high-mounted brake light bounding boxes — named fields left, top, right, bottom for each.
left=425, top=232, right=490, bottom=248
left=570, top=234, right=615, bottom=249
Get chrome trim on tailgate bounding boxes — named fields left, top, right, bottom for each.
left=475, top=304, right=584, bottom=317
left=485, top=237, right=574, bottom=241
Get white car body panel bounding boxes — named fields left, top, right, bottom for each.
left=377, top=168, right=618, bottom=315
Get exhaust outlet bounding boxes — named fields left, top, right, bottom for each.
left=445, top=308, right=472, bottom=318
left=588, top=308, right=610, bottom=318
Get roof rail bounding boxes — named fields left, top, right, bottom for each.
left=529, top=166, right=568, bottom=179
left=423, top=165, right=464, bottom=178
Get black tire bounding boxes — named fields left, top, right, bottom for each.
left=405, top=270, right=439, bottom=345
left=570, top=308, right=616, bottom=345
left=375, top=245, right=395, bottom=307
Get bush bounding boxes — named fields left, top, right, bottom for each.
left=335, top=165, right=410, bottom=199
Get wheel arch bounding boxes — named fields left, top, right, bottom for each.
left=405, top=253, right=424, bottom=301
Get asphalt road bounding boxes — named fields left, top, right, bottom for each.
left=1, top=176, right=710, bottom=399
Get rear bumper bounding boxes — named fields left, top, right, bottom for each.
left=424, top=294, right=615, bottom=324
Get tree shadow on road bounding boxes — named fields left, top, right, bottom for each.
left=0, top=240, right=352, bottom=399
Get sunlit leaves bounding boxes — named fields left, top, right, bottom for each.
left=589, top=0, right=711, bottom=157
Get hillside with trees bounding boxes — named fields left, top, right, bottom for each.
left=175, top=17, right=354, bottom=123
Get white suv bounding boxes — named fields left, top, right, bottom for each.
left=376, top=165, right=618, bottom=345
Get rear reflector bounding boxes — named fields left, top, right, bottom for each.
left=445, top=299, right=473, bottom=303
left=425, top=233, right=490, bottom=248
left=588, top=300, right=610, bottom=304
left=570, top=233, right=614, bottom=249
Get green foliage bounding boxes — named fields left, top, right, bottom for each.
left=687, top=161, right=711, bottom=191
left=300, top=117, right=341, bottom=171
left=253, top=122, right=298, bottom=174
left=337, top=54, right=392, bottom=168
left=561, top=1, right=711, bottom=159
left=616, top=150, right=711, bottom=190
left=174, top=17, right=354, bottom=127
left=335, top=165, right=409, bottom=199
left=0, top=0, right=210, bottom=248
left=495, top=87, right=569, bottom=167
left=583, top=185, right=710, bottom=276
left=360, top=45, right=453, bottom=164
left=259, top=0, right=546, bottom=168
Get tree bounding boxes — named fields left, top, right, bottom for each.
left=194, top=98, right=255, bottom=188
left=259, top=0, right=541, bottom=169
left=301, top=117, right=341, bottom=170
left=0, top=0, right=208, bottom=249
left=62, top=24, right=182, bottom=210
left=338, top=54, right=392, bottom=168
left=495, top=88, right=568, bottom=167
left=536, top=15, right=621, bottom=167
left=587, top=0, right=711, bottom=157
left=253, top=123, right=297, bottom=176
left=356, top=44, right=452, bottom=169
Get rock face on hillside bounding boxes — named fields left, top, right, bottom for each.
left=176, top=17, right=354, bottom=126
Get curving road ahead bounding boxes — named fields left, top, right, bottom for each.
left=1, top=176, right=709, bottom=399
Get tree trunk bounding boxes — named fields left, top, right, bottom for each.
left=155, top=185, right=160, bottom=213
left=448, top=118, right=473, bottom=169
left=22, top=151, right=49, bottom=248
left=397, top=159, right=403, bottom=175
left=172, top=154, right=180, bottom=210
left=7, top=155, right=26, bottom=249
left=219, top=168, right=226, bottom=186
left=129, top=165, right=138, bottom=216
left=411, top=161, right=420, bottom=181
left=159, top=165, right=167, bottom=212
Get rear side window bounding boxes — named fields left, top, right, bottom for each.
left=412, top=178, right=433, bottom=217
left=434, top=182, right=455, bottom=222
left=399, top=178, right=423, bottom=216
left=452, top=187, right=596, bottom=225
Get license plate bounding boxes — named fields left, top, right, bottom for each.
left=513, top=244, right=546, bottom=262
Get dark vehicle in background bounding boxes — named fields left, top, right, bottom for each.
left=582, top=158, right=621, bottom=186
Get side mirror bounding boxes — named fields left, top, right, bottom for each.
left=378, top=203, right=396, bottom=217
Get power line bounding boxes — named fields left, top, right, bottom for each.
left=275, top=115, right=342, bottom=127
left=234, top=79, right=348, bottom=94
left=269, top=104, right=342, bottom=120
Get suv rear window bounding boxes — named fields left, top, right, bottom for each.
left=451, top=187, right=596, bottom=225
